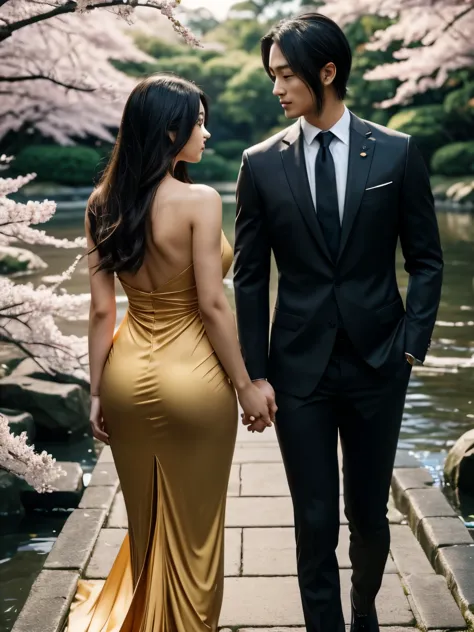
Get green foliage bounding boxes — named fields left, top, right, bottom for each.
left=431, top=142, right=474, bottom=177
left=134, top=34, right=184, bottom=59
left=202, top=52, right=252, bottom=102
left=213, top=140, right=248, bottom=159
left=388, top=105, right=452, bottom=162
left=218, top=57, right=282, bottom=142
left=188, top=152, right=241, bottom=182
left=444, top=81, right=474, bottom=119
left=11, top=146, right=103, bottom=186
left=205, top=18, right=267, bottom=53
left=344, top=15, right=398, bottom=125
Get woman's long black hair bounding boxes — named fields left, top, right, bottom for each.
left=89, top=73, right=208, bottom=274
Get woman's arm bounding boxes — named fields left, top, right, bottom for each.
left=191, top=186, right=275, bottom=426
left=85, top=210, right=116, bottom=444
left=85, top=211, right=116, bottom=396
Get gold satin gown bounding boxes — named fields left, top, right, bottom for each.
left=68, top=233, right=238, bottom=632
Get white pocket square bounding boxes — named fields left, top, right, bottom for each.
left=365, top=181, right=393, bottom=191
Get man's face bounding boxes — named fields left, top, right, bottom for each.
left=268, top=42, right=315, bottom=120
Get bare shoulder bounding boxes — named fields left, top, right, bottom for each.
left=187, top=183, right=221, bottom=205
left=179, top=184, right=222, bottom=226
left=158, top=180, right=221, bottom=208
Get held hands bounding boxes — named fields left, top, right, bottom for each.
left=238, top=380, right=278, bottom=433
left=89, top=395, right=110, bottom=445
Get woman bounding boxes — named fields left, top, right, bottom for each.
left=68, top=74, right=276, bottom=632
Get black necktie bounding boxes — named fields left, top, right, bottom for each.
left=315, top=131, right=340, bottom=262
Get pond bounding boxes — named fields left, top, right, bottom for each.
left=1, top=191, right=473, bottom=631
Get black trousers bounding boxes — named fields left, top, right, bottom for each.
left=274, top=332, right=412, bottom=632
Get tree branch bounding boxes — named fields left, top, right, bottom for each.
left=0, top=1, right=170, bottom=43
left=0, top=73, right=96, bottom=92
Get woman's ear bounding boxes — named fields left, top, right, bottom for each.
left=168, top=130, right=176, bottom=142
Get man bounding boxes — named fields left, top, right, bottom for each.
left=234, top=12, right=443, bottom=632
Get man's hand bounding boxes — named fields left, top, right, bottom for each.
left=241, top=380, right=278, bottom=432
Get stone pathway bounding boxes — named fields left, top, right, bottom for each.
left=79, top=422, right=468, bottom=631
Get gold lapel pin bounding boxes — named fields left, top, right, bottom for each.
left=360, top=152, right=367, bottom=158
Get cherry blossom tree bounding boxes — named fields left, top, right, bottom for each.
left=318, top=0, right=474, bottom=106
left=0, top=161, right=88, bottom=491
left=0, top=157, right=89, bottom=372
left=0, top=0, right=199, bottom=145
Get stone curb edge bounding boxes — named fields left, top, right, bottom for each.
left=391, top=451, right=474, bottom=628
left=11, top=447, right=118, bottom=632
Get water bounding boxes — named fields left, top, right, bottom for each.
left=1, top=194, right=473, bottom=630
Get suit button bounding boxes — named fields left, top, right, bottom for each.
left=328, top=320, right=336, bottom=328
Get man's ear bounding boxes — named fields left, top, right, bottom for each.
left=320, top=62, right=336, bottom=86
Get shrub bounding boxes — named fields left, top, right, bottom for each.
left=431, top=142, right=474, bottom=177
left=188, top=152, right=240, bottom=182
left=213, top=140, right=247, bottom=160
left=388, top=105, right=449, bottom=163
left=11, top=145, right=103, bottom=185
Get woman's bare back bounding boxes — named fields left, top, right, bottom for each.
left=118, top=177, right=215, bottom=292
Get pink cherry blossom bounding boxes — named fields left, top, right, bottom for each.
left=320, top=0, right=473, bottom=105
left=0, top=1, right=200, bottom=145
left=1, top=168, right=89, bottom=372
left=0, top=412, right=66, bottom=493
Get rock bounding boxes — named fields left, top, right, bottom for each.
left=21, top=462, right=84, bottom=511
left=444, top=429, right=474, bottom=494
left=0, top=471, right=24, bottom=517
left=0, top=246, right=47, bottom=276
left=0, top=408, right=36, bottom=442
left=10, top=358, right=90, bottom=390
left=0, top=376, right=89, bottom=439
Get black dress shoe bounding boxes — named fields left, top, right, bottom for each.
left=350, top=592, right=379, bottom=632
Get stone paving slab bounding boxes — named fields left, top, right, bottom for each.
left=394, top=450, right=421, bottom=468
left=241, top=462, right=345, bottom=496
left=224, top=528, right=242, bottom=576
left=436, top=546, right=474, bottom=620
left=232, top=445, right=283, bottom=463
left=44, top=508, right=107, bottom=573
left=224, top=629, right=418, bottom=632
left=392, top=467, right=435, bottom=513
left=225, top=496, right=295, bottom=527
left=106, top=490, right=127, bottom=528
left=84, top=527, right=242, bottom=578
left=225, top=493, right=403, bottom=529
left=404, top=573, right=467, bottom=629
left=241, top=463, right=289, bottom=496
left=228, top=464, right=240, bottom=496
left=85, top=528, right=127, bottom=579
left=242, top=526, right=397, bottom=575
left=220, top=571, right=414, bottom=627
left=389, top=524, right=435, bottom=576
left=97, top=445, right=115, bottom=464
left=88, top=461, right=119, bottom=487
left=405, top=488, right=458, bottom=532
left=79, top=484, right=118, bottom=511
left=419, top=516, right=473, bottom=566
left=11, top=570, right=79, bottom=632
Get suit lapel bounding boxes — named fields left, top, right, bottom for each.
left=280, top=121, right=333, bottom=264
left=338, top=113, right=376, bottom=262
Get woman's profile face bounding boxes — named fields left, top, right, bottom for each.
left=176, top=100, right=210, bottom=164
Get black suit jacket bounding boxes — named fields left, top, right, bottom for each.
left=233, top=112, right=444, bottom=398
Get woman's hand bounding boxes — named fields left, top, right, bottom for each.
left=89, top=395, right=109, bottom=444
left=237, top=382, right=272, bottom=430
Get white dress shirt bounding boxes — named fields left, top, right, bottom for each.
left=301, top=106, right=351, bottom=225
